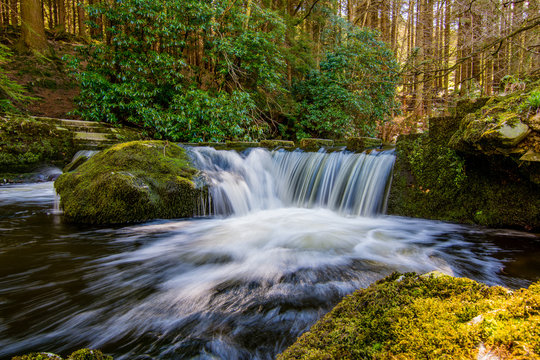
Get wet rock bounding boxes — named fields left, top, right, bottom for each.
left=11, top=353, right=63, bottom=360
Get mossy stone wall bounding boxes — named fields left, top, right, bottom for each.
left=388, top=87, right=540, bottom=231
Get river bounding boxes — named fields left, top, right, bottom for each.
left=1, top=148, right=539, bottom=359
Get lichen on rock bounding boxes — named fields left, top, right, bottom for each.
left=54, top=140, right=206, bottom=224
left=278, top=273, right=540, bottom=360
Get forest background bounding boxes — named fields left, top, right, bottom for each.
left=0, top=0, right=538, bottom=142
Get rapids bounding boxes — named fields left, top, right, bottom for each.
left=0, top=147, right=539, bottom=360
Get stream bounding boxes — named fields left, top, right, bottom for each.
left=1, top=148, right=539, bottom=359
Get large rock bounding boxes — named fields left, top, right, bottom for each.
left=449, top=85, right=539, bottom=156
left=55, top=141, right=206, bottom=224
left=278, top=273, right=540, bottom=359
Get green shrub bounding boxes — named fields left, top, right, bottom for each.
left=291, top=27, right=399, bottom=139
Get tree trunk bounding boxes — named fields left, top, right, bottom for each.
left=20, top=0, right=48, bottom=51
left=57, top=0, right=65, bottom=31
left=9, top=0, right=17, bottom=26
left=78, top=0, right=87, bottom=38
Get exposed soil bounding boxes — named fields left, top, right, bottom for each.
left=2, top=29, right=81, bottom=118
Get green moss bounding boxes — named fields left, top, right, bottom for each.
left=11, top=353, right=63, bottom=360
left=54, top=140, right=205, bottom=224
left=278, top=273, right=540, bottom=360
left=0, top=116, right=76, bottom=174
left=260, top=139, right=296, bottom=149
left=346, top=137, right=382, bottom=152
left=450, top=84, right=539, bottom=155
left=299, top=138, right=334, bottom=151
left=11, top=349, right=113, bottom=360
left=67, top=349, right=112, bottom=360
left=388, top=133, right=540, bottom=230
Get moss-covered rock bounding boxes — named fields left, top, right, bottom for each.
left=278, top=273, right=540, bottom=360
left=388, top=133, right=540, bottom=230
left=449, top=84, right=539, bottom=157
left=0, top=115, right=76, bottom=175
left=346, top=137, right=383, bottom=152
left=55, top=140, right=206, bottom=224
left=389, top=83, right=540, bottom=230
left=299, top=138, right=334, bottom=151
left=260, top=139, right=296, bottom=149
left=11, top=353, right=63, bottom=360
left=11, top=349, right=112, bottom=360
left=66, top=349, right=112, bottom=360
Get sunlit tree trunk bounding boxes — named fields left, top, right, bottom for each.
left=21, top=0, right=48, bottom=51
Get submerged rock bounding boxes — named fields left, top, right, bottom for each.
left=278, top=273, right=540, bottom=359
left=55, top=140, right=206, bottom=224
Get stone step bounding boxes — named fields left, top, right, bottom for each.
left=33, top=116, right=99, bottom=127
left=74, top=132, right=114, bottom=141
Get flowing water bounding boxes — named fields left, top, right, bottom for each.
left=0, top=148, right=539, bottom=360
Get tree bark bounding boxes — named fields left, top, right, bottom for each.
left=9, top=0, right=17, bottom=26
left=20, top=0, right=48, bottom=51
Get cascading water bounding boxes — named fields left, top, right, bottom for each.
left=189, top=147, right=395, bottom=217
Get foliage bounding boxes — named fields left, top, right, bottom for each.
left=520, top=90, right=540, bottom=114
left=0, top=44, right=34, bottom=112
left=291, top=26, right=399, bottom=139
left=69, top=0, right=286, bottom=142
left=69, top=0, right=399, bottom=141
left=278, top=272, right=540, bottom=359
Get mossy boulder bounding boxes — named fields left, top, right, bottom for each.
left=278, top=273, right=540, bottom=359
left=12, top=349, right=112, bottom=360
left=299, top=138, right=334, bottom=151
left=55, top=141, right=205, bottom=224
left=449, top=84, right=539, bottom=157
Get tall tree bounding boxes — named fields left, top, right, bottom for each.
left=20, top=0, right=48, bottom=51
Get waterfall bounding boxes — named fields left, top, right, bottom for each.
left=188, top=147, right=395, bottom=217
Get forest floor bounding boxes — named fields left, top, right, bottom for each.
left=2, top=31, right=81, bottom=118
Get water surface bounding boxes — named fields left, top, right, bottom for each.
left=1, top=181, right=538, bottom=359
